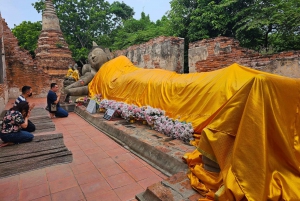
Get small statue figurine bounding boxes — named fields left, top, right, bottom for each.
left=63, top=63, right=81, bottom=88
left=66, top=64, right=74, bottom=78
left=72, top=64, right=80, bottom=81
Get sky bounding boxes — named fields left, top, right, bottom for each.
left=0, top=0, right=171, bottom=29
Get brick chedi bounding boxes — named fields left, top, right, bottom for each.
left=35, top=0, right=74, bottom=76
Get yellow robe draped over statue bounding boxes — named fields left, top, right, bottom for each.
left=88, top=56, right=300, bottom=200
left=72, top=70, right=80, bottom=81
left=66, top=68, right=73, bottom=77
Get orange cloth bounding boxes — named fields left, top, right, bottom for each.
left=89, top=56, right=300, bottom=200
left=185, top=74, right=300, bottom=200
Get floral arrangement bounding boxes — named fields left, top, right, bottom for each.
left=99, top=99, right=109, bottom=109
left=144, top=106, right=165, bottom=125
left=75, top=96, right=88, bottom=105
left=98, top=99, right=194, bottom=142
left=154, top=116, right=194, bottom=142
left=90, top=94, right=102, bottom=104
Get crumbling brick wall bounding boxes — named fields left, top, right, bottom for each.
left=189, top=36, right=300, bottom=78
left=113, top=36, right=185, bottom=73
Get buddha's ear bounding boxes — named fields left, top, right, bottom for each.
left=92, top=41, right=98, bottom=47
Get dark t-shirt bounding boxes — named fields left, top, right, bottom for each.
left=47, top=90, right=60, bottom=112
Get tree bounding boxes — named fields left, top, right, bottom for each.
left=12, top=21, right=42, bottom=58
left=110, top=1, right=135, bottom=27
left=235, top=0, right=300, bottom=51
left=111, top=12, right=172, bottom=50
left=168, top=0, right=299, bottom=52
left=167, top=0, right=198, bottom=72
left=168, top=0, right=197, bottom=38
left=187, top=0, right=259, bottom=41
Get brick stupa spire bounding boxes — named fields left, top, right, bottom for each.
left=35, top=0, right=74, bottom=76
left=42, top=0, right=61, bottom=31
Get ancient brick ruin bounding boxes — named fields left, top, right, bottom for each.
left=35, top=0, right=74, bottom=76
left=189, top=36, right=300, bottom=77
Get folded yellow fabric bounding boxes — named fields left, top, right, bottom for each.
left=195, top=74, right=300, bottom=200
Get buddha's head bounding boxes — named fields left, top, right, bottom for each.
left=88, top=42, right=109, bottom=71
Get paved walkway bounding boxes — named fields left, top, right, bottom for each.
left=1, top=98, right=167, bottom=201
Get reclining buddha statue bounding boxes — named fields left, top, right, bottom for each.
left=87, top=52, right=300, bottom=201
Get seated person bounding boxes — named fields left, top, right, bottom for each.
left=0, top=102, right=34, bottom=147
left=14, top=86, right=36, bottom=132
left=47, top=83, right=68, bottom=118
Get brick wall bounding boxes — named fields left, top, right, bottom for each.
left=113, top=36, right=185, bottom=73
left=189, top=36, right=300, bottom=78
left=0, top=15, right=8, bottom=114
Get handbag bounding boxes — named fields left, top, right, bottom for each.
left=51, top=103, right=57, bottom=112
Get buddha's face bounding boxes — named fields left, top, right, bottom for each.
left=88, top=47, right=108, bottom=71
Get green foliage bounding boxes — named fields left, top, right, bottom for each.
left=110, top=12, right=172, bottom=50
left=235, top=0, right=300, bottom=50
left=110, top=1, right=135, bottom=26
left=11, top=21, right=42, bottom=58
left=168, top=0, right=300, bottom=52
left=55, top=42, right=63, bottom=48
left=168, top=0, right=198, bottom=38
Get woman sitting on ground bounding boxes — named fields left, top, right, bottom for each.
left=0, top=102, right=34, bottom=147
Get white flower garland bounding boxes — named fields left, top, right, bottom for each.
left=99, top=99, right=194, bottom=143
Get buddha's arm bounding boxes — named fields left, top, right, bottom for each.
left=65, top=72, right=94, bottom=90
left=65, top=86, right=88, bottom=96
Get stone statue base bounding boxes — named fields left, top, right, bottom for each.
left=60, top=103, right=76, bottom=112
left=64, top=95, right=85, bottom=104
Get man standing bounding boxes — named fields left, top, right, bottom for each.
left=47, top=83, right=68, bottom=118
left=14, top=86, right=36, bottom=132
